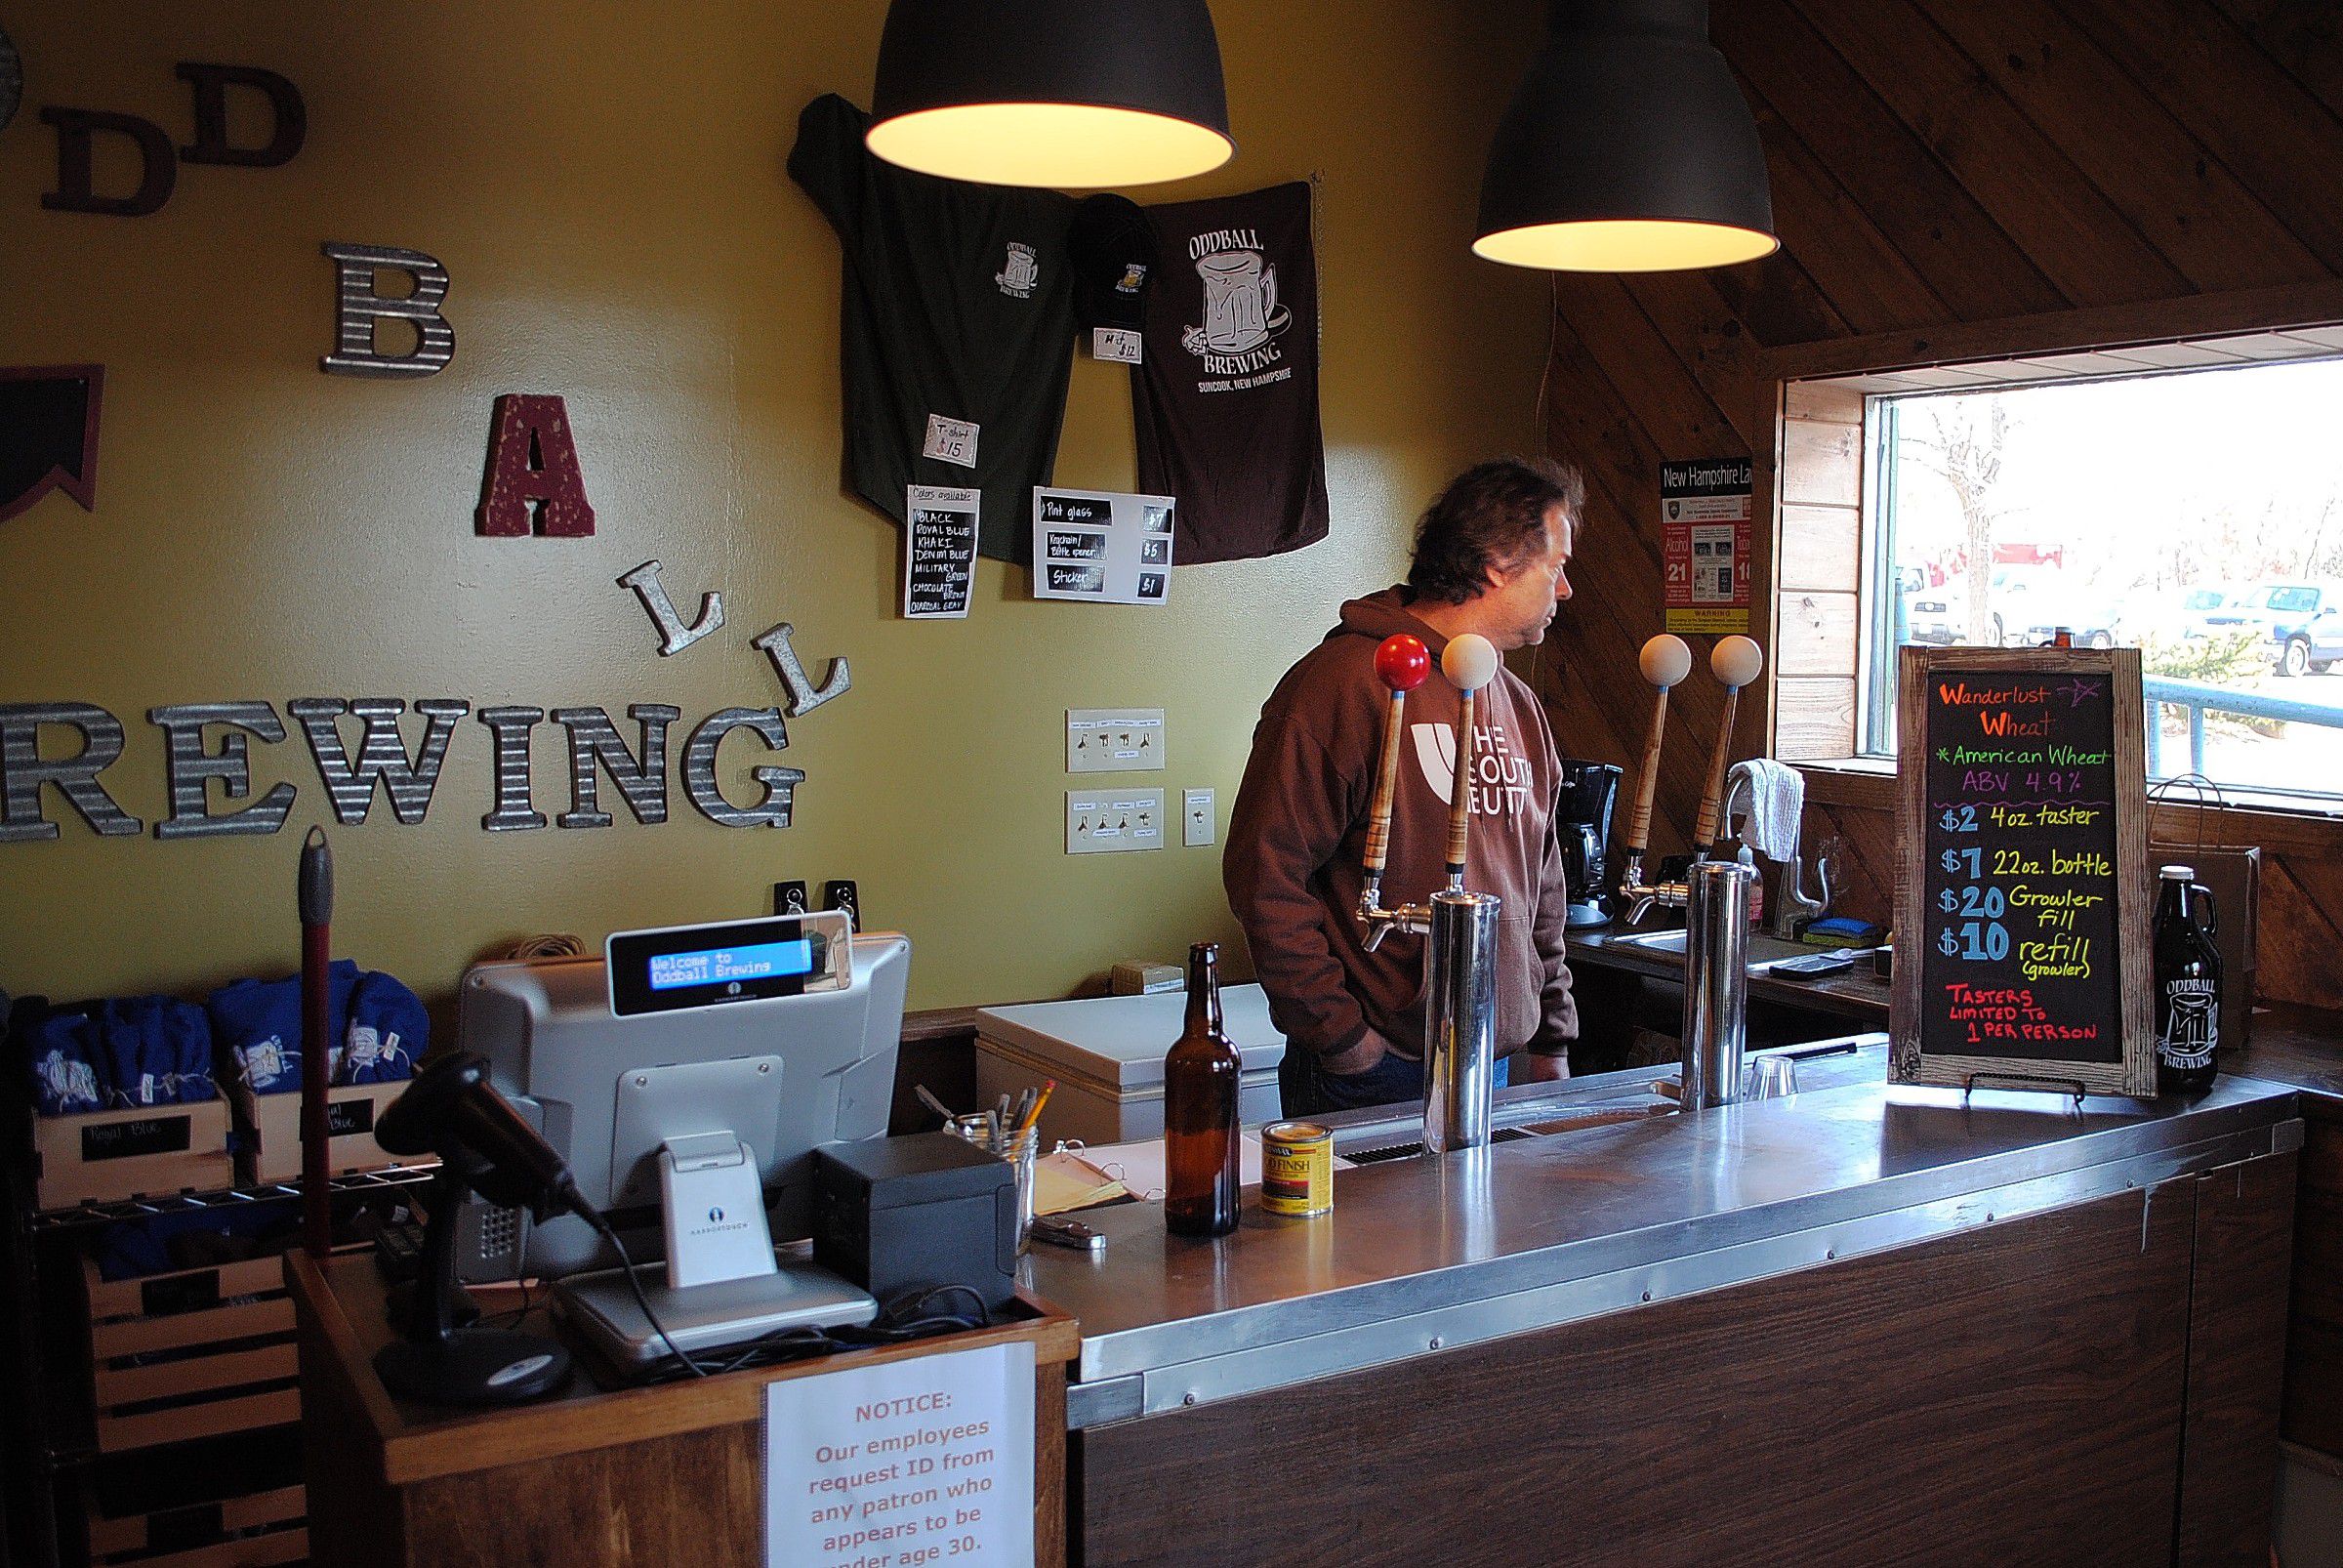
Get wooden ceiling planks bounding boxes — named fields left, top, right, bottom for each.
left=2055, top=0, right=2343, bottom=277
left=1737, top=89, right=1952, bottom=337
left=1921, top=0, right=2329, bottom=290
left=1788, top=0, right=2193, bottom=307
left=2210, top=0, right=2343, bottom=124
left=1714, top=0, right=2069, bottom=321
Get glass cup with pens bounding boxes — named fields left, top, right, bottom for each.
left=931, top=1082, right=1053, bottom=1254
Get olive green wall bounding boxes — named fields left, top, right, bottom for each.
left=0, top=1, right=1546, bottom=1011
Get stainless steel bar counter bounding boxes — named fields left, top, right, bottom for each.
left=1033, top=1041, right=2305, bottom=1566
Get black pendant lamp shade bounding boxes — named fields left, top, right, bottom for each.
left=867, top=0, right=1234, bottom=188
left=1476, top=0, right=1777, bottom=271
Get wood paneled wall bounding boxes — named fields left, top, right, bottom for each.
left=1535, top=0, right=2343, bottom=1006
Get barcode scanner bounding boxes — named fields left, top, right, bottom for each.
left=377, top=1052, right=593, bottom=1222
left=372, top=1052, right=586, bottom=1405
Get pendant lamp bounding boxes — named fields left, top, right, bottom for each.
left=866, top=0, right=1233, bottom=188
left=1475, top=0, right=1777, bottom=271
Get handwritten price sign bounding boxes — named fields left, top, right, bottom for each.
left=1893, top=647, right=2156, bottom=1096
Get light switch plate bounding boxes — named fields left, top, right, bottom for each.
left=1067, top=788, right=1166, bottom=853
left=1183, top=788, right=1214, bottom=846
left=1067, top=709, right=1166, bottom=773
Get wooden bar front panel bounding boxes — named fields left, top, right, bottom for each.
left=2178, top=1150, right=2297, bottom=1566
left=1080, top=1183, right=2202, bottom=1567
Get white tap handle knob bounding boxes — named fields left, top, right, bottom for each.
left=1640, top=634, right=1693, bottom=688
left=1442, top=633, right=1500, bottom=692
left=1710, top=635, right=1764, bottom=690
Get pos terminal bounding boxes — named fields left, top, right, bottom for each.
left=455, top=912, right=907, bottom=1367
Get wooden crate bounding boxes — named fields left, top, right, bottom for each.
left=32, top=1099, right=235, bottom=1212
left=82, top=1254, right=301, bottom=1456
left=87, top=1484, right=307, bottom=1568
left=236, top=1078, right=409, bottom=1183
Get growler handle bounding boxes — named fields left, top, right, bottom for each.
left=2190, top=883, right=2218, bottom=945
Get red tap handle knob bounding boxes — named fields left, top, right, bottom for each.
left=1365, top=638, right=1426, bottom=880
left=1376, top=634, right=1431, bottom=692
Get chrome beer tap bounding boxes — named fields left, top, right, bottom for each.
left=1358, top=632, right=1503, bottom=1155
left=1615, top=634, right=1768, bottom=1111
left=1616, top=635, right=1692, bottom=925
left=1618, top=635, right=1765, bottom=923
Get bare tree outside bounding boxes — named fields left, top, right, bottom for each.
left=1900, top=400, right=2018, bottom=645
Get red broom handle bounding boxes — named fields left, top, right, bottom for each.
left=299, top=828, right=334, bottom=1257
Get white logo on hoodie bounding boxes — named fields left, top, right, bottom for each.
left=1411, top=722, right=1533, bottom=815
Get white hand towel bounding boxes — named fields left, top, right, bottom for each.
left=1725, top=759, right=1804, bottom=862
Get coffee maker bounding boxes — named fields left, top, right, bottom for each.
left=1556, top=760, right=1623, bottom=928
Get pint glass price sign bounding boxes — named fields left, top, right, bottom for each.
left=1893, top=647, right=2156, bottom=1096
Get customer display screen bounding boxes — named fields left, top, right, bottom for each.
left=605, top=912, right=850, bottom=1016
left=647, top=939, right=813, bottom=992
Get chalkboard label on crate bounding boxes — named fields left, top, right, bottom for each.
left=82, top=1112, right=192, bottom=1162
left=1892, top=646, right=2156, bottom=1097
left=327, top=1096, right=377, bottom=1136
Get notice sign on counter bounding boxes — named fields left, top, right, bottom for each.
left=1660, top=458, right=1751, bottom=635
left=905, top=485, right=979, bottom=619
left=764, top=1340, right=1035, bottom=1568
left=1031, top=486, right=1174, bottom=605
left=1891, top=646, right=2155, bottom=1097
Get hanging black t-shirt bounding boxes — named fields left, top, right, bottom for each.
left=1133, top=181, right=1330, bottom=565
left=789, top=94, right=1077, bottom=563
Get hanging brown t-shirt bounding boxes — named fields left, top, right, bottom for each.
left=1133, top=182, right=1330, bottom=565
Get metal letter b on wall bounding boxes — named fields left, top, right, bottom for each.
left=320, top=242, right=454, bottom=377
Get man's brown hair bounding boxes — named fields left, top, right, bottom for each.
left=1405, top=456, right=1585, bottom=606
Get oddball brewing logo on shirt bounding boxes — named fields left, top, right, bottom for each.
left=995, top=241, right=1040, bottom=299
left=1179, top=227, right=1294, bottom=391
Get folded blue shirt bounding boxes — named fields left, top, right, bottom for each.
left=25, top=1008, right=103, bottom=1116
left=97, top=996, right=216, bottom=1108
left=342, top=970, right=424, bottom=1084
left=207, top=960, right=358, bottom=1096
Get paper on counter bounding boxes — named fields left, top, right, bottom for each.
left=1059, top=1133, right=1353, bottom=1205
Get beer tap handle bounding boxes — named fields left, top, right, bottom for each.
left=1694, top=636, right=1765, bottom=856
left=1440, top=635, right=1499, bottom=887
left=1626, top=636, right=1692, bottom=864
left=1366, top=636, right=1430, bottom=882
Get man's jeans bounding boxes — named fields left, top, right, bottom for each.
left=1278, top=1046, right=1509, bottom=1118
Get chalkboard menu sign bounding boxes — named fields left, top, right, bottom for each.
left=1891, top=646, right=2155, bottom=1097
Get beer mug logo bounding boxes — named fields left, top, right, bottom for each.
left=996, top=241, right=1040, bottom=299
left=1185, top=248, right=1291, bottom=355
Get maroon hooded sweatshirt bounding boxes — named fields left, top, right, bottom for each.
left=1224, top=588, right=1577, bottom=1076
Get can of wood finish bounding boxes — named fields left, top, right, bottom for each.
left=1260, top=1121, right=1334, bottom=1217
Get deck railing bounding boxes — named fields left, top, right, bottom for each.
left=2143, top=674, right=2343, bottom=776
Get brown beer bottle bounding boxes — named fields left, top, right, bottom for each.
left=1164, top=942, right=1241, bottom=1237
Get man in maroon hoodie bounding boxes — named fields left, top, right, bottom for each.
left=1226, top=458, right=1583, bottom=1116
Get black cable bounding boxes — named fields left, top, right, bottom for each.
left=589, top=1212, right=708, bottom=1378
left=636, top=1283, right=992, bottom=1382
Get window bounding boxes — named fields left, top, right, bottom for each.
left=1844, top=355, right=2343, bottom=804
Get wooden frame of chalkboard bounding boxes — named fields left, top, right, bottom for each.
left=1891, top=646, right=2156, bottom=1098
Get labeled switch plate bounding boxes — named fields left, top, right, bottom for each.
left=1067, top=708, right=1166, bottom=773
left=1183, top=788, right=1214, bottom=846
left=1067, top=788, right=1166, bottom=854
